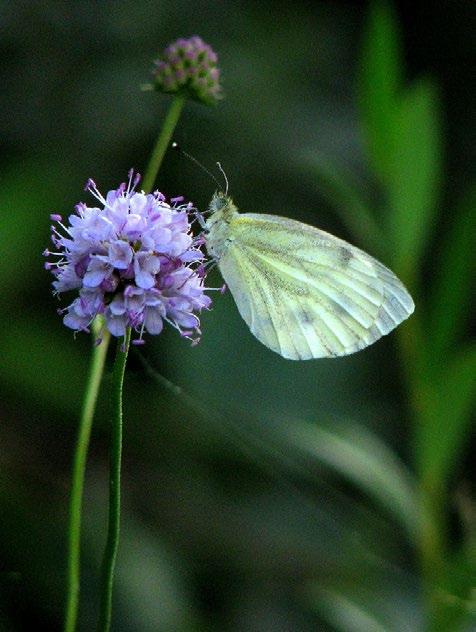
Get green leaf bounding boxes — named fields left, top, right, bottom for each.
left=433, top=545, right=476, bottom=632
left=305, top=152, right=384, bottom=256
left=308, top=573, right=421, bottom=632
left=387, top=79, right=441, bottom=282
left=287, top=420, right=419, bottom=541
left=311, top=588, right=390, bottom=632
left=428, top=186, right=476, bottom=360
left=420, top=343, right=476, bottom=482
left=357, top=0, right=403, bottom=183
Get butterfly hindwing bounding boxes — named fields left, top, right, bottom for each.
left=216, top=212, right=414, bottom=360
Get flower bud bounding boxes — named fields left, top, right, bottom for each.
left=153, top=36, right=222, bottom=105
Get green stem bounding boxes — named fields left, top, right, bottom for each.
left=65, top=318, right=110, bottom=632
left=142, top=94, right=186, bottom=193
left=397, top=319, right=447, bottom=630
left=97, top=328, right=131, bottom=632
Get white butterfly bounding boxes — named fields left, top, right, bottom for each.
left=204, top=192, right=414, bottom=360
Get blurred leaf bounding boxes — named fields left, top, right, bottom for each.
left=136, top=353, right=408, bottom=551
left=421, top=343, right=476, bottom=482
left=115, top=525, right=200, bottom=632
left=428, top=186, right=476, bottom=360
left=308, top=574, right=423, bottom=632
left=357, top=0, right=403, bottom=183
left=388, top=79, right=441, bottom=281
left=432, top=544, right=476, bottom=632
left=311, top=588, right=389, bottom=632
left=305, top=152, right=384, bottom=255
left=287, top=420, right=419, bottom=541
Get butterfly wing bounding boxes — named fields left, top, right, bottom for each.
left=216, top=212, right=414, bottom=360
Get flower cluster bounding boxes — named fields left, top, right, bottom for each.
left=153, top=36, right=222, bottom=105
left=45, top=171, right=213, bottom=345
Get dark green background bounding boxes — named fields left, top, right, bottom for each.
left=0, top=1, right=474, bottom=630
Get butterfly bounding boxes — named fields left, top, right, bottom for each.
left=204, top=192, right=414, bottom=360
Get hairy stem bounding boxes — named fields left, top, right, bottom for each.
left=97, top=329, right=131, bottom=632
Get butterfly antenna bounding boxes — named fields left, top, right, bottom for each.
left=216, top=162, right=229, bottom=196
left=172, top=142, right=222, bottom=190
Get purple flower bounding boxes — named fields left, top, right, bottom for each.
left=108, top=240, right=133, bottom=269
left=133, top=251, right=161, bottom=289
left=45, top=171, right=213, bottom=344
left=83, top=257, right=113, bottom=288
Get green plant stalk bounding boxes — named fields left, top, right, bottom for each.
left=397, top=318, right=448, bottom=630
left=65, top=318, right=110, bottom=632
left=142, top=94, right=186, bottom=193
left=97, top=328, right=131, bottom=632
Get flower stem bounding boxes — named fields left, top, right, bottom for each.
left=142, top=94, right=186, bottom=193
left=94, top=94, right=187, bottom=631
left=97, top=328, right=131, bottom=632
left=65, top=318, right=110, bottom=632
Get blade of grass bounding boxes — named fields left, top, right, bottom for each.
left=428, top=186, right=476, bottom=361
left=310, top=587, right=390, bottom=632
left=357, top=0, right=403, bottom=184
left=287, top=420, right=419, bottom=541
left=388, top=79, right=441, bottom=284
left=420, top=343, right=476, bottom=484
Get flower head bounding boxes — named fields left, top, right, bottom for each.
left=152, top=36, right=222, bottom=105
left=45, top=171, right=213, bottom=345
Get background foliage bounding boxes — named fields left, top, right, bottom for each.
left=0, top=1, right=474, bottom=630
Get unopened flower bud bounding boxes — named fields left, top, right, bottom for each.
left=153, top=36, right=222, bottom=105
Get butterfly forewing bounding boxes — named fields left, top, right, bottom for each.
left=214, top=212, right=414, bottom=360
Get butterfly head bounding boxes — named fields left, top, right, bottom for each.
left=207, top=192, right=238, bottom=225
